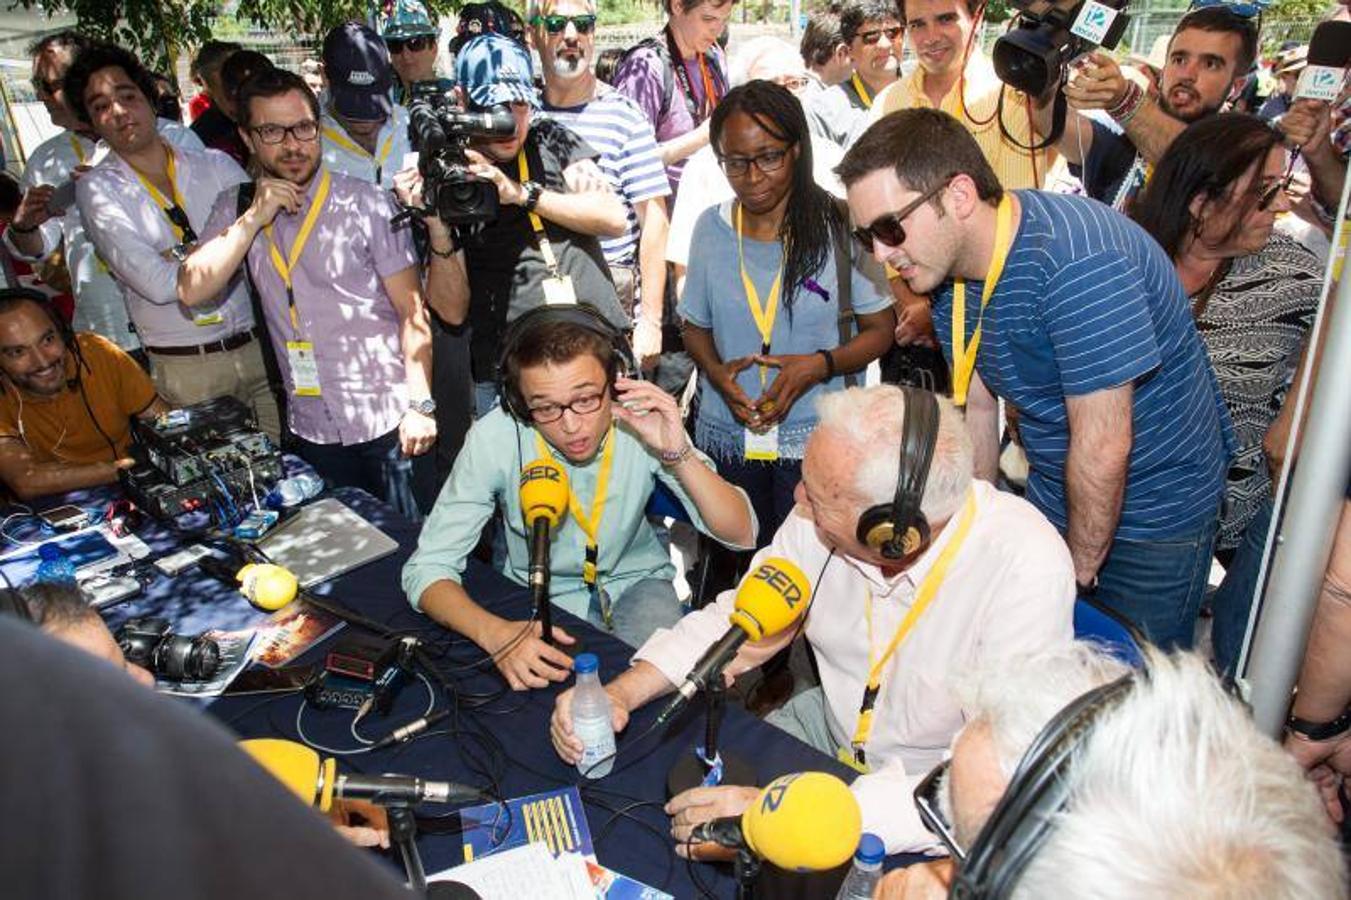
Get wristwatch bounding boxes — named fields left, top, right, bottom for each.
left=409, top=397, right=437, bottom=416
left=521, top=180, right=543, bottom=211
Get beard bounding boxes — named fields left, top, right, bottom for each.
left=550, top=52, right=588, bottom=81
left=1159, top=84, right=1226, bottom=123
left=263, top=151, right=321, bottom=185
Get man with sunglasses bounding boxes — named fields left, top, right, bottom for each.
left=805, top=0, right=904, bottom=152
left=532, top=0, right=672, bottom=372
left=382, top=0, right=440, bottom=106
left=177, top=68, right=436, bottom=515
left=1030, top=5, right=1258, bottom=211
left=319, top=23, right=413, bottom=190
left=841, top=109, right=1233, bottom=652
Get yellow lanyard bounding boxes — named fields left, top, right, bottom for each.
left=535, top=425, right=615, bottom=586
left=735, top=203, right=783, bottom=387
left=321, top=124, right=395, bottom=181
left=849, top=490, right=977, bottom=764
left=951, top=194, right=1014, bottom=406
left=262, top=169, right=332, bottom=333
left=517, top=150, right=562, bottom=274
left=851, top=72, right=873, bottom=109
left=131, top=143, right=196, bottom=244
left=68, top=133, right=87, bottom=164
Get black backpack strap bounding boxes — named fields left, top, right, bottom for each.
left=626, top=36, right=675, bottom=124
left=235, top=182, right=290, bottom=443
left=831, top=209, right=858, bottom=388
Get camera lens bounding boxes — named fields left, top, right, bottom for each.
left=154, top=633, right=221, bottom=681
left=993, top=28, right=1062, bottom=96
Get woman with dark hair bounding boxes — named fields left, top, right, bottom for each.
left=679, top=80, right=895, bottom=548
left=1134, top=113, right=1323, bottom=677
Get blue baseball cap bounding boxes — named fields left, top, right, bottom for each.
left=455, top=33, right=538, bottom=109
left=322, top=22, right=394, bottom=121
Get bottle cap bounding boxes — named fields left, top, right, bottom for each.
left=856, top=832, right=884, bottom=865
left=574, top=653, right=599, bottom=675
left=38, top=543, right=61, bottom=560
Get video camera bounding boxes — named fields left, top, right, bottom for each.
left=117, top=617, right=221, bottom=682
left=406, top=78, right=518, bottom=226
left=993, top=0, right=1131, bottom=96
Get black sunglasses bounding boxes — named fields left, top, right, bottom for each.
left=387, top=35, right=435, bottom=54
left=534, top=14, right=597, bottom=34
left=914, top=758, right=967, bottom=863
left=856, top=25, right=904, bottom=44
left=852, top=179, right=950, bottom=253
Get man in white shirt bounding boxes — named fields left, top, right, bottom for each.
left=66, top=42, right=280, bottom=441
left=319, top=23, right=413, bottom=190
left=549, top=384, right=1075, bottom=852
left=5, top=32, right=205, bottom=355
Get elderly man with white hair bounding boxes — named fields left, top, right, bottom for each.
left=880, top=643, right=1348, bottom=898
left=548, top=384, right=1075, bottom=852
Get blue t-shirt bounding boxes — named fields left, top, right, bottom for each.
left=931, top=190, right=1234, bottom=539
left=679, top=202, right=892, bottom=461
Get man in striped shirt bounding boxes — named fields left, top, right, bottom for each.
left=840, top=109, right=1234, bottom=651
left=532, top=0, right=671, bottom=369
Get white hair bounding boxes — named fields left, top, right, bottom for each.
left=728, top=36, right=807, bottom=87
left=1003, top=649, right=1348, bottom=900
left=814, top=385, right=973, bottom=524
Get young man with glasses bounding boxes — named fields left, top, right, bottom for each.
left=841, top=109, right=1234, bottom=651
left=382, top=0, right=440, bottom=106
left=319, top=22, right=413, bottom=190
left=177, top=68, right=436, bottom=515
left=805, top=0, right=904, bottom=151
left=402, top=306, right=756, bottom=690
left=532, top=0, right=672, bottom=371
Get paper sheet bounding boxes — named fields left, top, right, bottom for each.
left=429, top=842, right=593, bottom=900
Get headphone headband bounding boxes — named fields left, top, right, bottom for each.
left=495, top=304, right=636, bottom=422
left=856, top=386, right=941, bottom=559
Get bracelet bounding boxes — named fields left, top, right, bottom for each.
left=428, top=239, right=458, bottom=258
left=1109, top=82, right=1146, bottom=126
left=659, top=441, right=694, bottom=468
left=8, top=221, right=38, bottom=235
left=818, top=348, right=836, bottom=381
left=1287, top=707, right=1351, bottom=742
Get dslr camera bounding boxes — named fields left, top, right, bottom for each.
left=993, top=0, right=1131, bottom=96
left=117, top=616, right=221, bottom=682
left=406, top=78, right=518, bottom=226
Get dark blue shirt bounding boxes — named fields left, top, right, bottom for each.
left=932, top=190, right=1234, bottom=539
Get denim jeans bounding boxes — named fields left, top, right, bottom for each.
left=1210, top=497, right=1274, bottom=677
left=474, top=380, right=500, bottom=419
left=583, top=577, right=685, bottom=649
left=1094, top=513, right=1220, bottom=651
left=292, top=429, right=421, bottom=521
left=709, top=455, right=802, bottom=549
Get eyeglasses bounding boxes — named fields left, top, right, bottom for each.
left=528, top=392, right=605, bottom=424
left=914, top=759, right=967, bottom=863
left=387, top=35, right=435, bottom=54
left=855, top=25, right=903, bottom=44
left=1186, top=0, right=1267, bottom=18
left=851, top=179, right=950, bottom=253
left=250, top=120, right=320, bottom=144
left=718, top=148, right=790, bottom=178
left=1256, top=156, right=1296, bottom=211
left=533, top=14, right=597, bottom=34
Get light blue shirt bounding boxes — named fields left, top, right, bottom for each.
left=402, top=407, right=755, bottom=619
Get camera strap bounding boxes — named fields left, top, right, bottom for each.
left=663, top=24, right=722, bottom=123
left=951, top=193, right=1014, bottom=406
left=516, top=150, right=562, bottom=277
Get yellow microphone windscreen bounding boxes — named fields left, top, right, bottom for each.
left=239, top=738, right=337, bottom=812
left=743, top=772, right=862, bottom=871
left=519, top=458, right=569, bottom=528
left=236, top=563, right=299, bottom=612
left=729, top=557, right=811, bottom=641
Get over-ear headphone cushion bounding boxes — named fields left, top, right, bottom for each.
left=857, top=508, right=930, bottom=558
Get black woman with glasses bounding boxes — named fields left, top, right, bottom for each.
left=679, top=80, right=895, bottom=555
left=1133, top=114, right=1323, bottom=679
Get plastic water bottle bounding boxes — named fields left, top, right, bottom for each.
left=836, top=833, right=885, bottom=900
left=265, top=472, right=325, bottom=509
left=571, top=653, right=616, bottom=779
left=35, top=543, right=77, bottom=585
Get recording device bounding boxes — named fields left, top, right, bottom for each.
left=1294, top=21, right=1351, bottom=103
left=116, top=616, right=222, bottom=681
left=993, top=0, right=1131, bottom=96
left=240, top=738, right=485, bottom=809
left=520, top=457, right=569, bottom=646
left=39, top=504, right=90, bottom=532
left=119, top=396, right=283, bottom=522
left=656, top=558, right=811, bottom=726
left=689, top=772, right=862, bottom=872
left=406, top=78, right=517, bottom=225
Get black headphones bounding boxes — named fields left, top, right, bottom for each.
left=495, top=304, right=636, bottom=422
left=951, top=673, right=1136, bottom=899
left=856, top=386, right=941, bottom=560
left=0, top=588, right=32, bottom=622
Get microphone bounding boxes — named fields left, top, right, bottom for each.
left=240, top=738, right=484, bottom=810
left=520, top=458, right=569, bottom=645
left=689, top=771, right=862, bottom=872
left=235, top=562, right=299, bottom=612
left=656, top=557, right=810, bottom=725
left=1294, top=21, right=1351, bottom=103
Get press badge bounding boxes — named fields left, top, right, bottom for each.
left=542, top=274, right=577, bottom=306
left=192, top=309, right=224, bottom=327
left=286, top=341, right=322, bottom=396
left=744, top=425, right=780, bottom=461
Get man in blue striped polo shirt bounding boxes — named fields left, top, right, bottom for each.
left=532, top=0, right=672, bottom=370
left=839, top=108, right=1234, bottom=650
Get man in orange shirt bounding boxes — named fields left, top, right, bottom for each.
left=0, top=288, right=167, bottom=499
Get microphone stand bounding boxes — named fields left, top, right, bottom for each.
left=529, top=518, right=554, bottom=646
left=734, top=848, right=761, bottom=900
left=666, top=674, right=756, bottom=796
left=386, top=802, right=427, bottom=893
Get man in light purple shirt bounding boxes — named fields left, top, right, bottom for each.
left=179, top=68, right=435, bottom=515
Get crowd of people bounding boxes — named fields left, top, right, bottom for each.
left=0, top=0, right=1348, bottom=892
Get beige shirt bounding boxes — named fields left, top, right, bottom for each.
left=633, top=479, right=1076, bottom=852
left=872, top=50, right=1054, bottom=190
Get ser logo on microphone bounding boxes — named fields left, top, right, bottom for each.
left=520, top=464, right=563, bottom=486
left=750, top=562, right=805, bottom=608
left=759, top=772, right=799, bottom=813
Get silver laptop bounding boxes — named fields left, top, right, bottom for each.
left=257, top=498, right=399, bottom=588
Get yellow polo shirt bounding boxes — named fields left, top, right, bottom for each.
left=871, top=51, right=1054, bottom=190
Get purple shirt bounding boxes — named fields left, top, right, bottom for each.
left=202, top=169, right=418, bottom=445
left=612, top=41, right=727, bottom=194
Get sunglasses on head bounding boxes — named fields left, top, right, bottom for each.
left=533, top=13, right=597, bottom=34
left=387, top=35, right=435, bottom=54
left=856, top=25, right=903, bottom=44
left=851, top=179, right=951, bottom=253
left=1186, top=0, right=1267, bottom=19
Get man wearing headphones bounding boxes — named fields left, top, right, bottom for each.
left=0, top=288, right=167, bottom=500
left=402, top=305, right=757, bottom=690
left=549, top=384, right=1075, bottom=852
